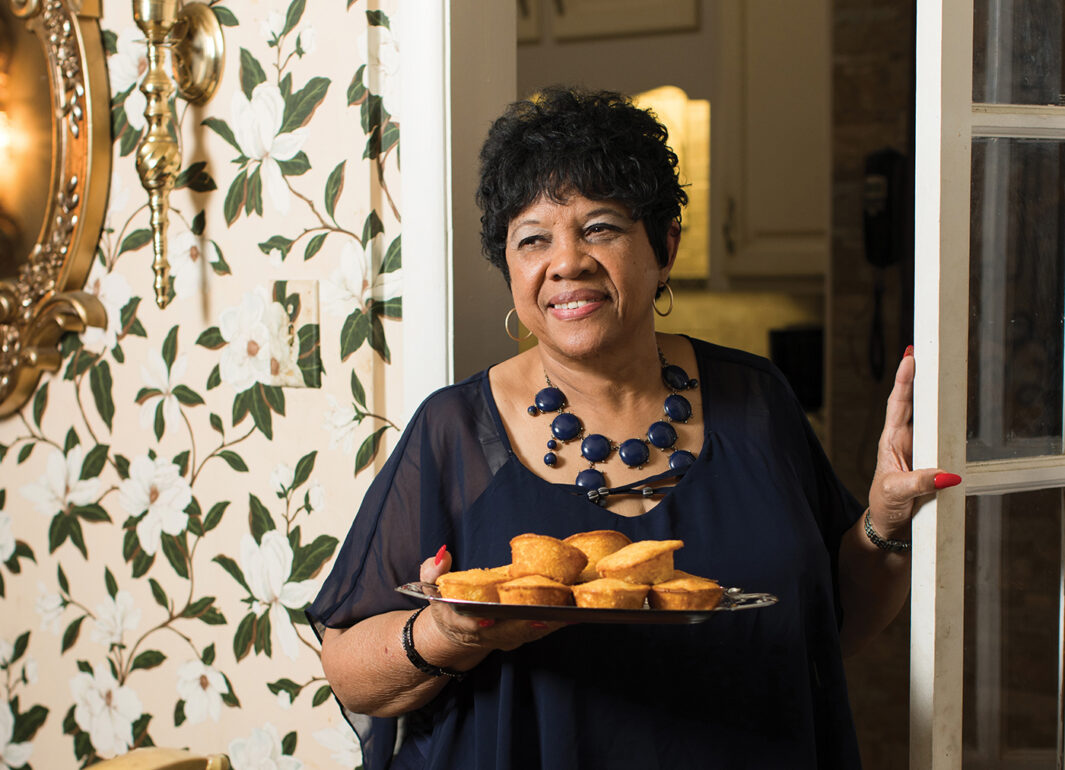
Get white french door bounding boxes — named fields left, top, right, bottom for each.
left=914, top=1, right=1065, bottom=767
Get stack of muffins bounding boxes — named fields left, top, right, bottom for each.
left=434, top=531, right=724, bottom=611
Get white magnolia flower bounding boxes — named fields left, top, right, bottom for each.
left=35, top=583, right=64, bottom=634
left=70, top=662, right=142, bottom=758
left=118, top=455, right=191, bottom=556
left=80, top=263, right=132, bottom=353
left=228, top=723, right=301, bottom=770
left=322, top=395, right=358, bottom=455
left=0, top=512, right=13, bottom=562
left=240, top=532, right=318, bottom=661
left=321, top=236, right=402, bottom=318
left=0, top=639, right=11, bottom=667
left=364, top=20, right=400, bottom=121
left=168, top=227, right=218, bottom=300
left=263, top=302, right=298, bottom=386
left=258, top=10, right=285, bottom=42
left=108, top=27, right=147, bottom=132
left=296, top=25, right=317, bottom=55
left=23, top=658, right=38, bottom=686
left=275, top=691, right=292, bottom=710
left=219, top=288, right=276, bottom=392
left=20, top=446, right=100, bottom=517
left=269, top=464, right=294, bottom=496
left=176, top=660, right=226, bottom=725
left=306, top=480, right=325, bottom=514
left=313, top=726, right=362, bottom=768
left=0, top=700, right=32, bottom=770
left=138, top=348, right=189, bottom=430
left=104, top=167, right=131, bottom=233
left=231, top=83, right=308, bottom=215
left=90, top=590, right=141, bottom=648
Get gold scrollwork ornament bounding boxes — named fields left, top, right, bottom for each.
left=0, top=0, right=110, bottom=417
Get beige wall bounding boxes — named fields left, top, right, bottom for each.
left=0, top=1, right=402, bottom=767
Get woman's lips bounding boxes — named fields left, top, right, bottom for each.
left=547, top=296, right=605, bottom=319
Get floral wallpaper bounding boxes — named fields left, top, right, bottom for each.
left=0, top=1, right=404, bottom=767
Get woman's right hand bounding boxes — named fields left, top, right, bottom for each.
left=417, top=548, right=564, bottom=660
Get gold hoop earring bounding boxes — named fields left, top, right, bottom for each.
left=505, top=307, right=533, bottom=341
left=653, top=283, right=675, bottom=317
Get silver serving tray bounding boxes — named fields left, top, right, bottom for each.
left=396, top=581, right=778, bottom=625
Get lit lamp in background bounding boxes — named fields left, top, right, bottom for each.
left=131, top=0, right=224, bottom=308
left=0, top=73, right=19, bottom=268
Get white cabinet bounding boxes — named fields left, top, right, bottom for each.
left=711, top=0, right=830, bottom=283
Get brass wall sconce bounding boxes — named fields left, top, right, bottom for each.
left=131, top=0, right=224, bottom=308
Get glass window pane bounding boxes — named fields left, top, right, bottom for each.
left=974, top=0, right=1065, bottom=105
left=963, top=490, right=1063, bottom=766
left=967, top=138, right=1065, bottom=461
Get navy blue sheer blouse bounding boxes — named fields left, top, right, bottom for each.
left=307, top=338, right=864, bottom=769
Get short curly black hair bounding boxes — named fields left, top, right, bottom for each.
left=476, top=87, right=688, bottom=285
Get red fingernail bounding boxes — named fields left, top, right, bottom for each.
left=434, top=545, right=447, bottom=566
left=478, top=619, right=495, bottom=628
left=530, top=621, right=547, bottom=629
left=934, top=472, right=962, bottom=489
left=904, top=345, right=914, bottom=358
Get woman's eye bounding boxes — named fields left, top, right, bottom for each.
left=585, top=223, right=619, bottom=237
left=517, top=235, right=544, bottom=248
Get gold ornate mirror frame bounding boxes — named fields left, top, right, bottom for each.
left=0, top=0, right=110, bottom=417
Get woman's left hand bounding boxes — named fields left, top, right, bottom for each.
left=867, top=348, right=961, bottom=541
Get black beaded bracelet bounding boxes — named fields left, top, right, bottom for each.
left=402, top=606, right=466, bottom=680
left=864, top=509, right=911, bottom=554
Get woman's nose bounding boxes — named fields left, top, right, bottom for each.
left=548, top=237, right=596, bottom=278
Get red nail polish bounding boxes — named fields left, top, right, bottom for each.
left=434, top=545, right=447, bottom=566
left=478, top=619, right=495, bottom=628
left=934, top=472, right=962, bottom=489
left=904, top=345, right=914, bottom=358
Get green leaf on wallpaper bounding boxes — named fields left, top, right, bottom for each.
left=212, top=6, right=238, bottom=26
left=290, top=534, right=338, bottom=582
left=196, top=326, right=226, bottom=349
left=218, top=450, right=248, bottom=472
left=149, top=578, right=169, bottom=610
left=281, top=0, right=306, bottom=37
left=162, top=533, right=189, bottom=579
left=239, top=48, right=267, bottom=100
left=254, top=610, right=272, bottom=657
left=132, top=550, right=155, bottom=579
left=210, top=241, right=232, bottom=275
left=340, top=310, right=369, bottom=361
left=68, top=518, right=88, bottom=558
left=114, top=453, right=130, bottom=480
left=162, top=325, right=179, bottom=370
left=64, top=427, right=79, bottom=453
left=355, top=426, right=390, bottom=476
left=119, top=228, right=152, bottom=255
left=191, top=209, right=206, bottom=236
left=203, top=116, right=242, bottom=155
left=213, top=555, right=249, bottom=593
left=360, top=93, right=385, bottom=134
left=368, top=313, right=391, bottom=363
left=304, top=232, right=327, bottom=261
left=245, top=165, right=264, bottom=216
left=279, top=72, right=292, bottom=99
left=204, top=501, right=228, bottom=532
left=277, top=151, right=310, bottom=177
left=154, top=401, right=166, bottom=440
left=102, top=28, right=117, bottom=54
left=232, top=389, right=251, bottom=427
left=61, top=615, right=84, bottom=652
left=131, top=650, right=166, bottom=672
left=223, top=168, right=248, bottom=225
left=10, top=631, right=29, bottom=664
left=199, top=606, right=226, bottom=625
left=174, top=699, right=187, bottom=727
left=298, top=325, right=322, bottom=387
left=175, top=161, right=217, bottom=192
left=112, top=344, right=126, bottom=364
left=173, top=385, right=204, bottom=406
left=372, top=297, right=402, bottom=320
left=381, top=234, right=401, bottom=273
left=350, top=369, right=366, bottom=408
left=73, top=504, right=109, bottom=523
left=182, top=596, right=216, bottom=620
left=366, top=9, right=390, bottom=28
left=57, top=564, right=70, bottom=594
left=248, top=494, right=275, bottom=543
left=32, top=382, right=48, bottom=428
left=63, top=349, right=95, bottom=380
left=119, top=124, right=143, bottom=158
left=347, top=65, right=366, bottom=106
left=209, top=412, right=224, bottom=436
left=282, top=731, right=297, bottom=756
left=258, top=235, right=294, bottom=259
left=292, top=451, right=317, bottom=489
left=173, top=450, right=190, bottom=477
left=248, top=393, right=274, bottom=439
left=281, top=77, right=329, bottom=134
left=90, top=361, right=115, bottom=430
left=120, top=296, right=144, bottom=337
left=0, top=443, right=7, bottom=462
left=312, top=684, right=332, bottom=707
left=233, top=612, right=255, bottom=661
left=262, top=384, right=285, bottom=415
left=80, top=444, right=109, bottom=480
left=0, top=570, right=7, bottom=597
left=202, top=644, right=216, bottom=666
left=11, top=704, right=48, bottom=744
left=362, top=210, right=384, bottom=244
left=17, top=443, right=34, bottom=464
left=268, top=678, right=301, bottom=699
left=104, top=567, right=118, bottom=599
left=325, top=161, right=345, bottom=220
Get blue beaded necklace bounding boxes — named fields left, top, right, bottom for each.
left=527, top=350, right=698, bottom=492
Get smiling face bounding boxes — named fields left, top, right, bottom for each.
left=505, top=193, right=677, bottom=363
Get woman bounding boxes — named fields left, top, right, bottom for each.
left=309, top=88, right=959, bottom=769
